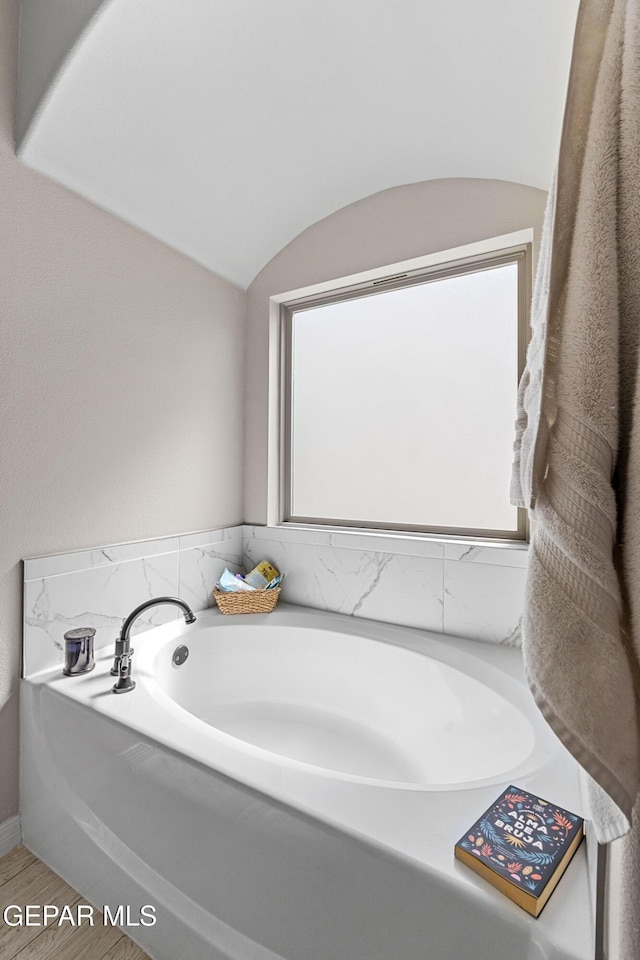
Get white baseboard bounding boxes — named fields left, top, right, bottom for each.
left=0, top=815, right=22, bottom=857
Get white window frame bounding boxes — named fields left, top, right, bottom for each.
left=266, top=231, right=532, bottom=543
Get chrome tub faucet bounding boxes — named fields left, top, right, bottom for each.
left=111, top=596, right=196, bottom=694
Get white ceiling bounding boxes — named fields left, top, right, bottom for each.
left=17, top=0, right=580, bottom=288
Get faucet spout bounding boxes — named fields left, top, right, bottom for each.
left=112, top=596, right=197, bottom=694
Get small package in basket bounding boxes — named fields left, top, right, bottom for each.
left=244, top=560, right=280, bottom=589
left=213, top=562, right=283, bottom=615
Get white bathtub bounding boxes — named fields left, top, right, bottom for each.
left=21, top=605, right=592, bottom=960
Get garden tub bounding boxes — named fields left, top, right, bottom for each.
left=21, top=604, right=592, bottom=960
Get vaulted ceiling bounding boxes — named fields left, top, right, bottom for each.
left=16, top=0, right=580, bottom=288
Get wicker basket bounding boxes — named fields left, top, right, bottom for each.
left=213, top=585, right=281, bottom=615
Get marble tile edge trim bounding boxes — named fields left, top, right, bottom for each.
left=24, top=546, right=182, bottom=585
left=443, top=544, right=529, bottom=569
left=246, top=524, right=525, bottom=563
left=244, top=524, right=322, bottom=547
left=24, top=525, right=244, bottom=582
left=244, top=523, right=439, bottom=556
left=178, top=525, right=244, bottom=550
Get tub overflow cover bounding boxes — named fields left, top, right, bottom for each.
left=172, top=645, right=189, bottom=666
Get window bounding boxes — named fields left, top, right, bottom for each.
left=279, top=241, right=530, bottom=540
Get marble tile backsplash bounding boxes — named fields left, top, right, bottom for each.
left=23, top=523, right=528, bottom=678
left=245, top=525, right=528, bottom=645
left=23, top=526, right=243, bottom=677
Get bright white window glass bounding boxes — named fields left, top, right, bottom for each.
left=289, top=262, right=520, bottom=534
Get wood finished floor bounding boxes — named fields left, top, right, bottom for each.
left=0, top=846, right=151, bottom=960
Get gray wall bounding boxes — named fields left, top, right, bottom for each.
left=245, top=177, right=548, bottom=523
left=0, top=0, right=245, bottom=822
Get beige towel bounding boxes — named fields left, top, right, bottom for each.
left=513, top=0, right=640, bottom=954
left=512, top=0, right=640, bottom=847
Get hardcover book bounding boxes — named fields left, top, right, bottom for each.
left=454, top=785, right=584, bottom=917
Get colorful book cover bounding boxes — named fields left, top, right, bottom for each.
left=454, top=785, right=584, bottom=916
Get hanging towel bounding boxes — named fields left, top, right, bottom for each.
left=512, top=0, right=640, bottom=850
